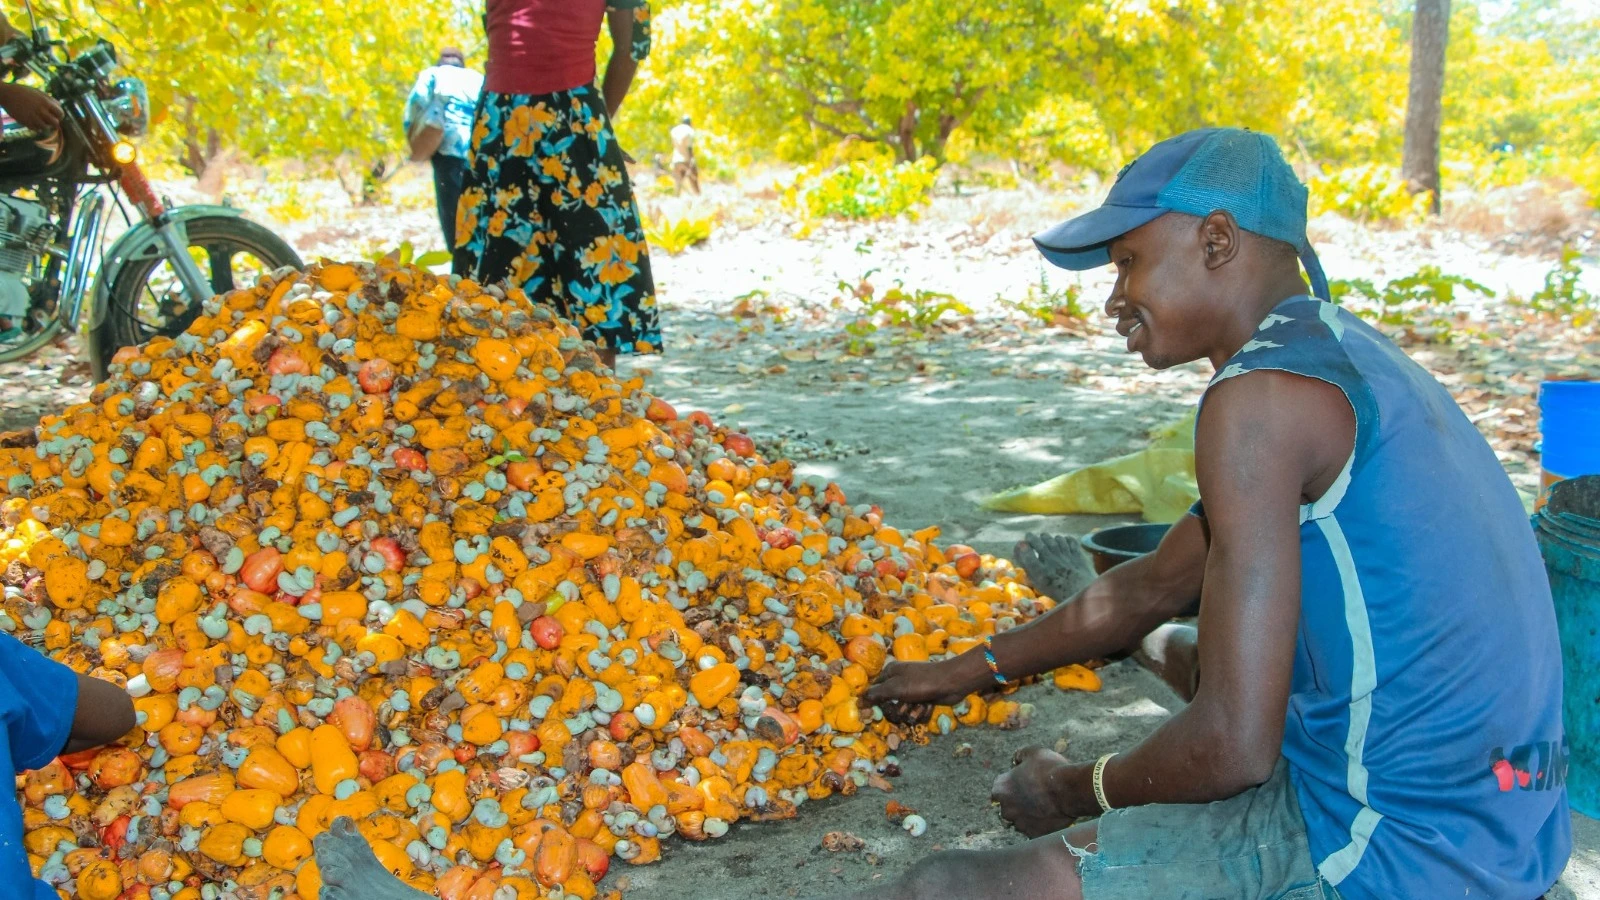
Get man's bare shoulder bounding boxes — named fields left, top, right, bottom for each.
left=1196, top=369, right=1355, bottom=505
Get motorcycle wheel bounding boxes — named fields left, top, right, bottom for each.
left=0, top=316, right=62, bottom=365
left=94, top=215, right=303, bottom=378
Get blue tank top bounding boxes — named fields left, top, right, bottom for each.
left=1196, top=296, right=1570, bottom=899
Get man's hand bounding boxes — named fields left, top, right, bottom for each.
left=0, top=83, right=61, bottom=134
left=990, top=746, right=1089, bottom=837
left=862, top=654, right=990, bottom=725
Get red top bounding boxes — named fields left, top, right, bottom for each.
left=484, top=0, right=608, bottom=96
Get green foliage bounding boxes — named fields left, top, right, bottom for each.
left=29, top=0, right=479, bottom=174
left=260, top=181, right=316, bottom=225
left=1444, top=5, right=1596, bottom=157
left=1521, top=246, right=1596, bottom=326
left=643, top=213, right=714, bottom=255
left=1331, top=266, right=1494, bottom=340
left=689, top=0, right=1049, bottom=164
left=783, top=158, right=939, bottom=223
left=1284, top=3, right=1408, bottom=166
left=835, top=275, right=971, bottom=353
left=21, top=0, right=1597, bottom=219
left=1051, top=1, right=1303, bottom=162
left=1001, top=269, right=1090, bottom=330
left=729, top=289, right=789, bottom=325
left=631, top=0, right=1600, bottom=208
left=1308, top=165, right=1430, bottom=224
left=367, top=241, right=451, bottom=268
left=865, top=286, right=971, bottom=330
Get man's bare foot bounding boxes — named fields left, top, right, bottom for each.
left=1014, top=533, right=1095, bottom=602
left=313, top=817, right=432, bottom=900
left=1134, top=622, right=1200, bottom=702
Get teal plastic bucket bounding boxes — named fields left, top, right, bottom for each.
left=1536, top=475, right=1600, bottom=816
left=1539, top=381, right=1600, bottom=487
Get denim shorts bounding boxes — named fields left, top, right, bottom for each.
left=1073, top=758, right=1341, bottom=900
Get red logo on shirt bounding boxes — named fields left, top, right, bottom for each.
left=1491, top=739, right=1567, bottom=792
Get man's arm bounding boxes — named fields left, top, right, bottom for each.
left=1049, top=371, right=1353, bottom=813
left=864, top=515, right=1207, bottom=711
left=601, top=5, right=643, bottom=119
left=62, top=673, right=136, bottom=755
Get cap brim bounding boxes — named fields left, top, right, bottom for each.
left=1033, top=205, right=1167, bottom=270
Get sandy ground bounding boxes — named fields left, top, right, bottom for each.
left=2, top=165, right=1598, bottom=896
left=615, top=661, right=1178, bottom=899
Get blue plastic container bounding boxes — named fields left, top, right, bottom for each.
left=1539, top=381, right=1600, bottom=486
left=1536, top=475, right=1600, bottom=816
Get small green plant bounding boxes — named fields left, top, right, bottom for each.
left=368, top=241, right=452, bottom=267
left=729, top=288, right=789, bottom=325
left=1002, top=269, right=1091, bottom=331
left=643, top=213, right=714, bottom=255
left=1309, top=164, right=1429, bottom=225
left=834, top=275, right=971, bottom=353
left=1521, top=245, right=1596, bottom=326
left=1331, top=265, right=1494, bottom=341
left=868, top=285, right=971, bottom=329
left=783, top=157, right=939, bottom=222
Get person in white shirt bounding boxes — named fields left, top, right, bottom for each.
left=403, top=48, right=484, bottom=248
left=669, top=115, right=699, bottom=195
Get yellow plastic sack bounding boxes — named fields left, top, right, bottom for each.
left=979, top=413, right=1198, bottom=523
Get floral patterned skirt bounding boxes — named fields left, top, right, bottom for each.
left=452, top=85, right=661, bottom=354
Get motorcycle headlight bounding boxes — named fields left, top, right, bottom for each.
left=105, top=77, right=148, bottom=137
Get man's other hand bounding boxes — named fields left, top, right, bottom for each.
left=991, top=746, right=1083, bottom=837
left=0, top=83, right=62, bottom=134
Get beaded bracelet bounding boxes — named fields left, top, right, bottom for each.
left=982, top=634, right=1011, bottom=686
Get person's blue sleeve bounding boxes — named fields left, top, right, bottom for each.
left=0, top=634, right=78, bottom=774
left=1189, top=499, right=1205, bottom=519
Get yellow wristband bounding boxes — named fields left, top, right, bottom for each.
left=1092, top=752, right=1117, bottom=813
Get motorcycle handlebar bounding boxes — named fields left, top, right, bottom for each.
left=0, top=36, right=30, bottom=67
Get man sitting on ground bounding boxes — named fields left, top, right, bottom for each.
left=856, top=127, right=1570, bottom=900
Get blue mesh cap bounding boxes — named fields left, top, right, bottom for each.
left=1033, top=127, right=1329, bottom=300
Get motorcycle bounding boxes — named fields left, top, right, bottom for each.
left=0, top=3, right=302, bottom=380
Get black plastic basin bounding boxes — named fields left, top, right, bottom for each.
left=1080, top=523, right=1171, bottom=575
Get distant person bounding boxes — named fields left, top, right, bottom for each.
left=670, top=115, right=699, bottom=195
left=451, top=0, right=660, bottom=369
left=403, top=47, right=483, bottom=249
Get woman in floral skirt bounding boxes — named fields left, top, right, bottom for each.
left=453, top=0, right=659, bottom=366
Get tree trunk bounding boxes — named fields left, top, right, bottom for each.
left=1401, top=0, right=1450, bottom=215
left=176, top=96, right=224, bottom=182
left=896, top=101, right=919, bottom=163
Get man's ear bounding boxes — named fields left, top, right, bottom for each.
left=1199, top=211, right=1239, bottom=271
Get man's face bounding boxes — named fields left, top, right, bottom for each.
left=1103, top=214, right=1214, bottom=370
